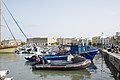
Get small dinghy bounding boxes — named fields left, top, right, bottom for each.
left=32, top=56, right=91, bottom=70
left=0, top=70, right=9, bottom=78
left=0, top=70, right=13, bottom=80
left=4, top=77, right=13, bottom=80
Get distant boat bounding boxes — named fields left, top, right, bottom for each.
left=0, top=45, right=17, bottom=53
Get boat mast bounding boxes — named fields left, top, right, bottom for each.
left=0, top=0, right=1, bottom=43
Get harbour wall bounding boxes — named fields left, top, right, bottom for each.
left=100, top=49, right=120, bottom=79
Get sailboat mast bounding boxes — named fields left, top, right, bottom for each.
left=0, top=0, right=1, bottom=43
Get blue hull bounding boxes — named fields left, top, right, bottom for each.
left=43, top=55, right=68, bottom=60
left=70, top=45, right=98, bottom=60
left=25, top=54, right=68, bottom=61
left=79, top=49, right=98, bottom=60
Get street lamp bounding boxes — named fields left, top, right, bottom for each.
left=102, top=32, right=104, bottom=49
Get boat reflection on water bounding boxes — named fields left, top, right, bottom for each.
left=25, top=61, right=35, bottom=66
left=32, top=69, right=91, bottom=80
left=0, top=54, right=19, bottom=62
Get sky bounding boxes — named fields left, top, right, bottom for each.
left=1, top=0, right=120, bottom=41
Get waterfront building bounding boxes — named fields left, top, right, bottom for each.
left=116, top=32, right=120, bottom=36
left=1, top=40, right=22, bottom=46
left=115, top=32, right=120, bottom=45
left=57, top=38, right=74, bottom=45
left=47, top=38, right=57, bottom=46
left=92, top=36, right=110, bottom=46
left=109, top=32, right=120, bottom=45
left=104, top=37, right=110, bottom=45
left=26, top=37, right=57, bottom=46
left=57, top=37, right=87, bottom=45
left=82, top=38, right=92, bottom=46
left=101, top=36, right=111, bottom=46
left=92, top=36, right=101, bottom=45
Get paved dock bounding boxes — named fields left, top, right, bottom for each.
left=100, top=49, right=120, bottom=72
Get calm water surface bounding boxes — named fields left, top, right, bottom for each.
left=0, top=53, right=115, bottom=80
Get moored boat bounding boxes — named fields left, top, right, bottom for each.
left=70, top=45, right=98, bottom=60
left=4, top=77, right=13, bottom=80
left=24, top=54, right=70, bottom=61
left=0, top=70, right=9, bottom=78
left=0, top=46, right=17, bottom=53
left=24, top=43, right=98, bottom=61
left=0, top=70, right=13, bottom=80
left=32, top=59, right=91, bottom=70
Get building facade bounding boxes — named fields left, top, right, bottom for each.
left=27, top=37, right=57, bottom=46
left=115, top=32, right=120, bottom=45
left=57, top=38, right=73, bottom=45
left=1, top=40, right=22, bottom=46
left=92, top=36, right=101, bottom=45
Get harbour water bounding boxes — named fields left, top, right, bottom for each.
left=0, top=53, right=116, bottom=80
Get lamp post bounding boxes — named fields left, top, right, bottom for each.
left=102, top=32, right=104, bottom=49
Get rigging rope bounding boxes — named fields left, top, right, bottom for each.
left=2, top=15, right=18, bottom=45
left=2, top=1, right=28, bottom=39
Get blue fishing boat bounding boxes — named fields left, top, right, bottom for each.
left=43, top=54, right=68, bottom=60
left=25, top=44, right=98, bottom=61
left=24, top=54, right=69, bottom=61
left=70, top=45, right=98, bottom=60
